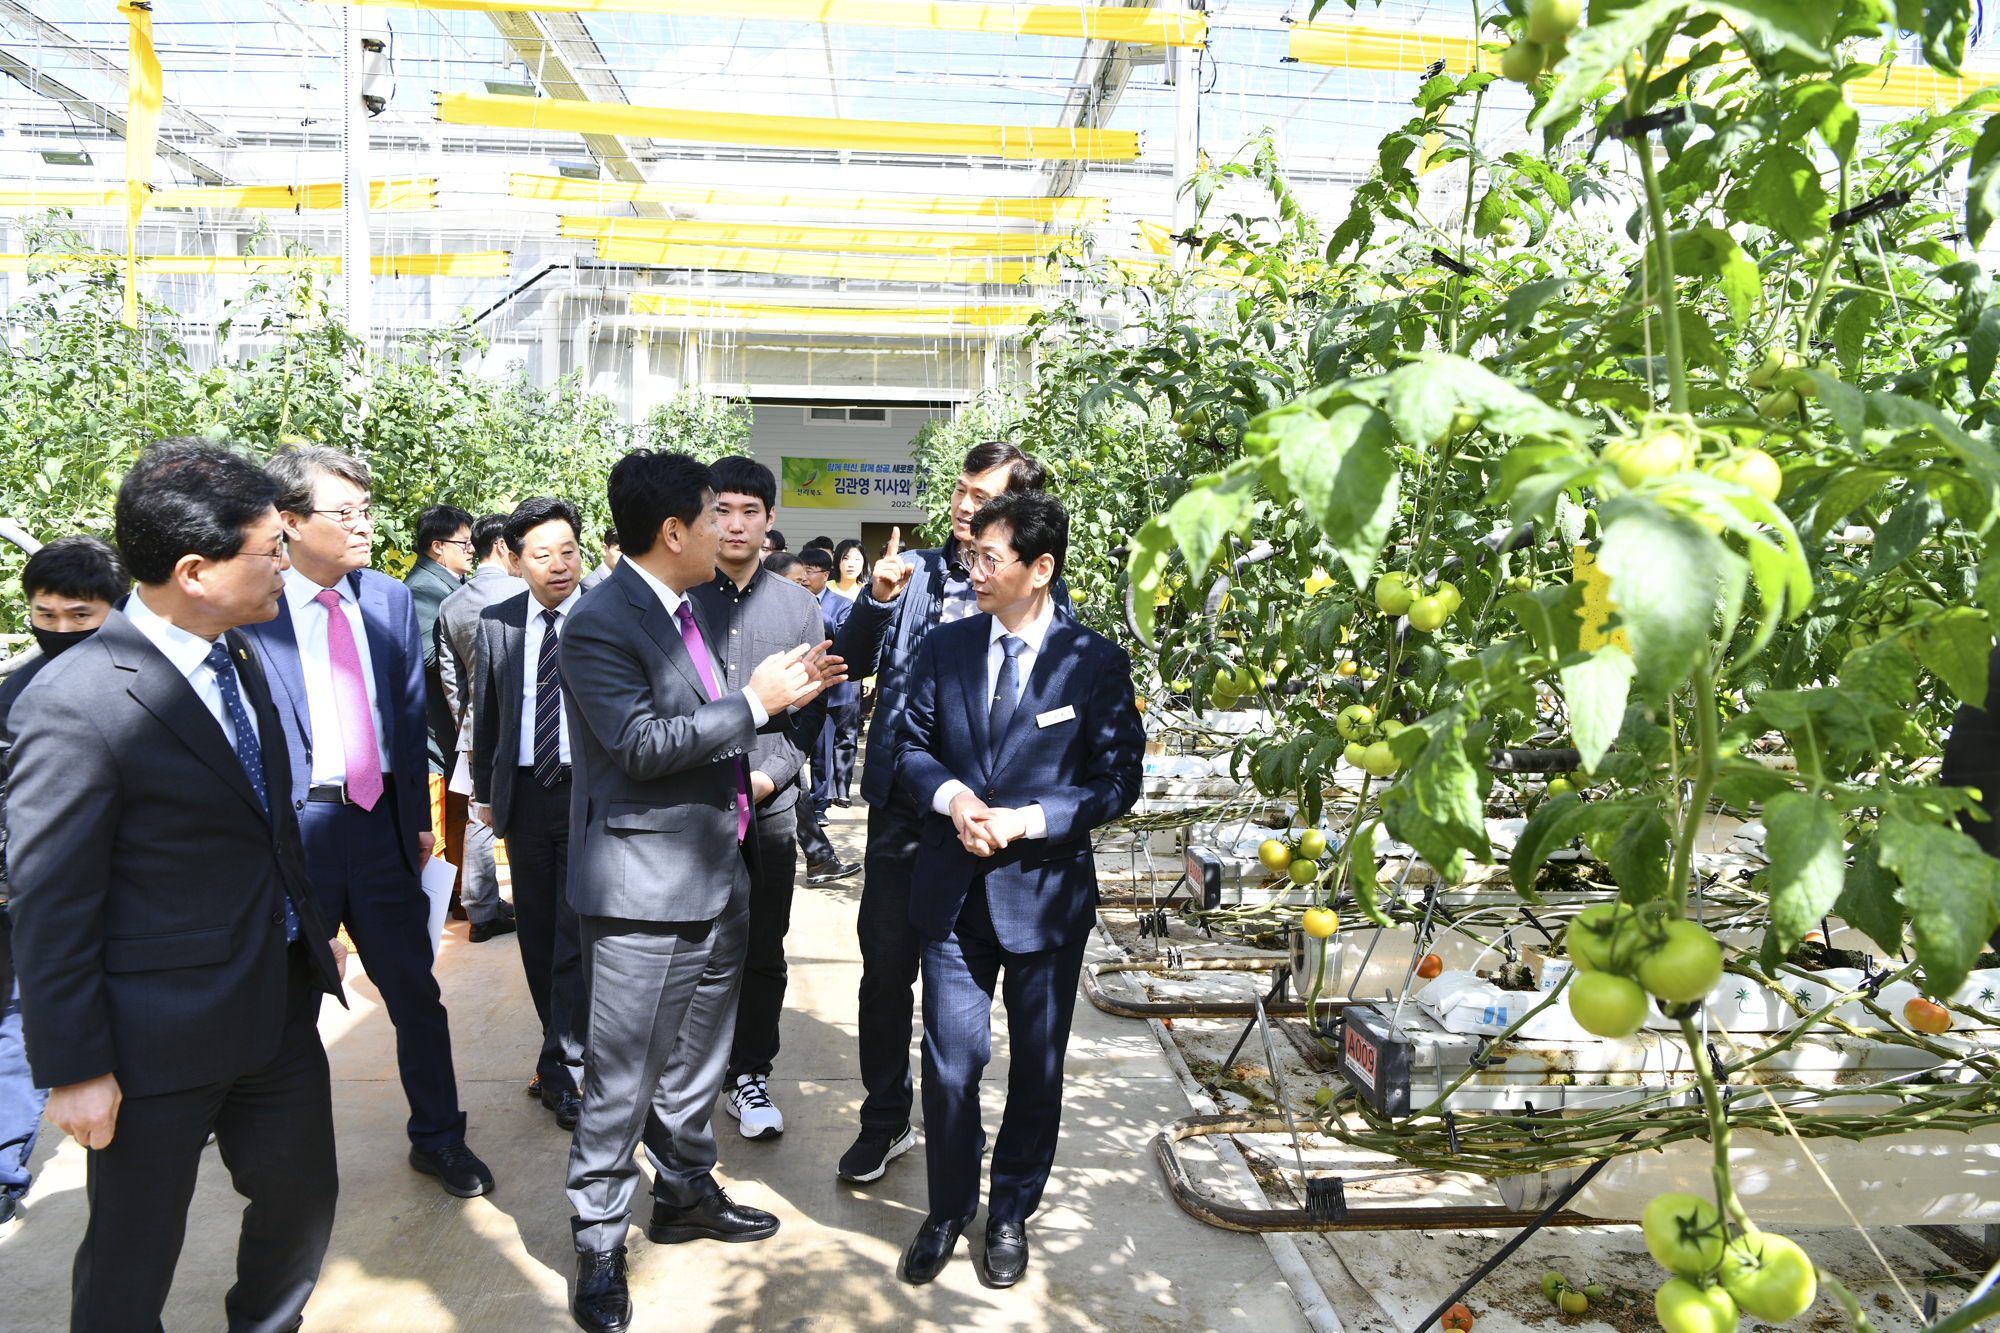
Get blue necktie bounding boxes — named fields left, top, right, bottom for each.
left=206, top=642, right=297, bottom=942
left=988, top=636, right=1026, bottom=761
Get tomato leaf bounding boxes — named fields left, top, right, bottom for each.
left=1906, top=605, right=1993, bottom=708
left=1835, top=835, right=1904, bottom=955
left=1596, top=502, right=1733, bottom=703
left=1534, top=0, right=1686, bottom=132
left=1275, top=403, right=1402, bottom=590
left=1876, top=813, right=2000, bottom=998
left=1125, top=512, right=1177, bottom=647
left=1561, top=645, right=1636, bottom=774
left=1510, top=794, right=1641, bottom=901
left=1764, top=791, right=1847, bottom=955
left=1722, top=144, right=1831, bottom=247
left=1378, top=709, right=1490, bottom=885
left=1969, top=116, right=2000, bottom=249
left=1968, top=305, right=2000, bottom=398
left=1609, top=809, right=1675, bottom=905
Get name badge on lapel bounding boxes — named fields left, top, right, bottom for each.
left=1036, top=705, right=1076, bottom=728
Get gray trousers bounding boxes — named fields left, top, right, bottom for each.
left=459, top=816, right=503, bottom=924
left=566, top=869, right=750, bottom=1254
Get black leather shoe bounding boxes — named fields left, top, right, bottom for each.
left=409, top=1142, right=494, bottom=1198
left=902, top=1210, right=975, bottom=1285
left=497, top=899, right=517, bottom=920
left=525, top=1074, right=543, bottom=1098
left=470, top=916, right=517, bottom=943
left=647, top=1188, right=779, bottom=1244
left=543, top=1087, right=583, bottom=1131
left=806, top=859, right=861, bottom=885
left=571, top=1247, right=631, bottom=1333
left=983, top=1219, right=1027, bottom=1286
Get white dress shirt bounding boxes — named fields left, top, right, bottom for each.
left=282, top=565, right=393, bottom=784
left=125, top=592, right=260, bottom=749
left=623, top=558, right=770, bottom=727
left=519, top=587, right=580, bottom=767
left=930, top=598, right=1056, bottom=839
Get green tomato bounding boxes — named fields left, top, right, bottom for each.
left=1500, top=39, right=1545, bottom=82
left=1432, top=580, right=1462, bottom=614
left=1569, top=970, right=1650, bottom=1038
left=1567, top=903, right=1640, bottom=973
left=1344, top=741, right=1370, bottom=768
left=1542, top=35, right=1568, bottom=69
left=1560, top=1291, right=1590, bottom=1316
left=1258, top=839, right=1293, bottom=873
left=1654, top=1279, right=1740, bottom=1333
left=1298, top=829, right=1329, bottom=860
left=1542, top=1272, right=1569, bottom=1301
left=1718, top=1234, right=1816, bottom=1323
left=1375, top=573, right=1415, bottom=615
left=1707, top=450, right=1782, bottom=502
left=1408, top=595, right=1450, bottom=633
left=1527, top=0, right=1582, bottom=42
left=1643, top=1193, right=1726, bottom=1278
left=1288, top=859, right=1320, bottom=886
left=1746, top=347, right=1801, bottom=389
left=1361, top=741, right=1400, bottom=778
left=1546, top=777, right=1575, bottom=798
left=1302, top=906, right=1340, bottom=938
left=1757, top=389, right=1800, bottom=420
left=1634, top=919, right=1724, bottom=1005
left=1584, top=1284, right=1604, bottom=1302
left=1618, top=431, right=1694, bottom=486
left=1337, top=704, right=1376, bottom=741
left=1379, top=719, right=1407, bottom=739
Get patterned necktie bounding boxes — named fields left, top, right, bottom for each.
left=314, top=588, right=383, bottom=810
left=205, top=642, right=296, bottom=942
left=533, top=606, right=564, bottom=787
left=988, top=635, right=1026, bottom=760
left=674, top=600, right=751, bottom=841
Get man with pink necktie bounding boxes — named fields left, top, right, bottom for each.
left=244, top=445, right=493, bottom=1198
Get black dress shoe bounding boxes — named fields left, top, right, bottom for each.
left=470, top=916, right=517, bottom=943
left=806, top=859, right=861, bottom=885
left=983, top=1219, right=1028, bottom=1286
left=902, top=1211, right=975, bottom=1285
left=409, top=1142, right=494, bottom=1198
left=525, top=1074, right=543, bottom=1098
left=497, top=899, right=517, bottom=920
left=571, top=1247, right=631, bottom=1333
left=543, top=1087, right=583, bottom=1131
left=647, top=1187, right=779, bottom=1244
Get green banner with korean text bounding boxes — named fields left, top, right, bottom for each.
left=780, top=457, right=920, bottom=509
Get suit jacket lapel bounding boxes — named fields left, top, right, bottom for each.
left=113, top=620, right=268, bottom=821
left=352, top=571, right=398, bottom=737
left=499, top=594, right=528, bottom=767
left=958, top=617, right=993, bottom=773
left=254, top=597, right=312, bottom=746
left=619, top=561, right=712, bottom=701
left=990, top=620, right=1083, bottom=780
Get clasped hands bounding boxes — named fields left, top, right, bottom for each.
left=948, top=790, right=1028, bottom=858
left=749, top=640, right=846, bottom=715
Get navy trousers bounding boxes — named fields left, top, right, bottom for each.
left=856, top=788, right=925, bottom=1131
left=919, top=881, right=1089, bottom=1226
left=300, top=797, right=465, bottom=1152
left=503, top=771, right=584, bottom=1094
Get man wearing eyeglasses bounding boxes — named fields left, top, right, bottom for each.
left=242, top=446, right=493, bottom=1199
left=406, top=504, right=475, bottom=912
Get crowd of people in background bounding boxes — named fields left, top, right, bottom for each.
left=0, top=435, right=1142, bottom=1333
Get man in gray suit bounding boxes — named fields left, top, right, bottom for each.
left=559, top=450, right=841, bottom=1333
left=580, top=527, right=620, bottom=592
left=437, top=514, right=522, bottom=943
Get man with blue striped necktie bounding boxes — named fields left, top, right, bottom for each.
left=471, top=497, right=588, bottom=1132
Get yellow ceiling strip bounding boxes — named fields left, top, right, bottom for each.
left=439, top=91, right=1138, bottom=160
left=1286, top=20, right=2000, bottom=108
left=0, top=181, right=437, bottom=210
left=118, top=0, right=162, bottom=327
left=508, top=173, right=1105, bottom=221
left=0, top=251, right=507, bottom=275
left=320, top=0, right=1203, bottom=46
left=596, top=236, right=1036, bottom=282
left=560, top=215, right=1061, bottom=255
left=628, top=292, right=1036, bottom=323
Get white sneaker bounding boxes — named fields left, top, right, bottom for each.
left=726, top=1073, right=784, bottom=1140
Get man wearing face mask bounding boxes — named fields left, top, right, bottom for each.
left=0, top=535, right=130, bottom=1233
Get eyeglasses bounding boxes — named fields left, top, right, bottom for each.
left=968, top=550, right=1019, bottom=575
left=439, top=538, right=476, bottom=553
left=235, top=544, right=288, bottom=565
left=311, top=505, right=375, bottom=530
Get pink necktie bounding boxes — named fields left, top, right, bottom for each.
left=675, top=601, right=751, bottom=842
left=316, top=588, right=384, bottom=811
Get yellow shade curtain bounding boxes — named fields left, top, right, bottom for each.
left=508, top=173, right=1105, bottom=221
left=560, top=216, right=1061, bottom=256
left=0, top=251, right=508, bottom=276
left=119, top=0, right=162, bottom=326
left=321, top=0, right=1203, bottom=45
left=628, top=292, right=1036, bottom=323
left=594, top=236, right=1034, bottom=282
left=0, top=181, right=438, bottom=211
left=439, top=92, right=1138, bottom=160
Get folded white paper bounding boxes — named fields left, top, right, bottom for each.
left=421, top=854, right=459, bottom=961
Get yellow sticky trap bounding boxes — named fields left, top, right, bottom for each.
left=1572, top=544, right=1631, bottom=653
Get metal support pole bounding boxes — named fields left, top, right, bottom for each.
left=339, top=6, right=371, bottom=353
left=1169, top=1, right=1201, bottom=271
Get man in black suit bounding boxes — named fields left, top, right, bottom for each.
left=405, top=503, right=473, bottom=897
left=472, top=497, right=588, bottom=1131
left=7, top=441, right=345, bottom=1331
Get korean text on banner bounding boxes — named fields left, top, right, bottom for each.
left=781, top=458, right=921, bottom=510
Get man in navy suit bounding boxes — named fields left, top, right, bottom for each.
left=243, top=445, right=492, bottom=1198
left=890, top=491, right=1143, bottom=1288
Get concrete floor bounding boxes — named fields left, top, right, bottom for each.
left=1, top=802, right=1312, bottom=1333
